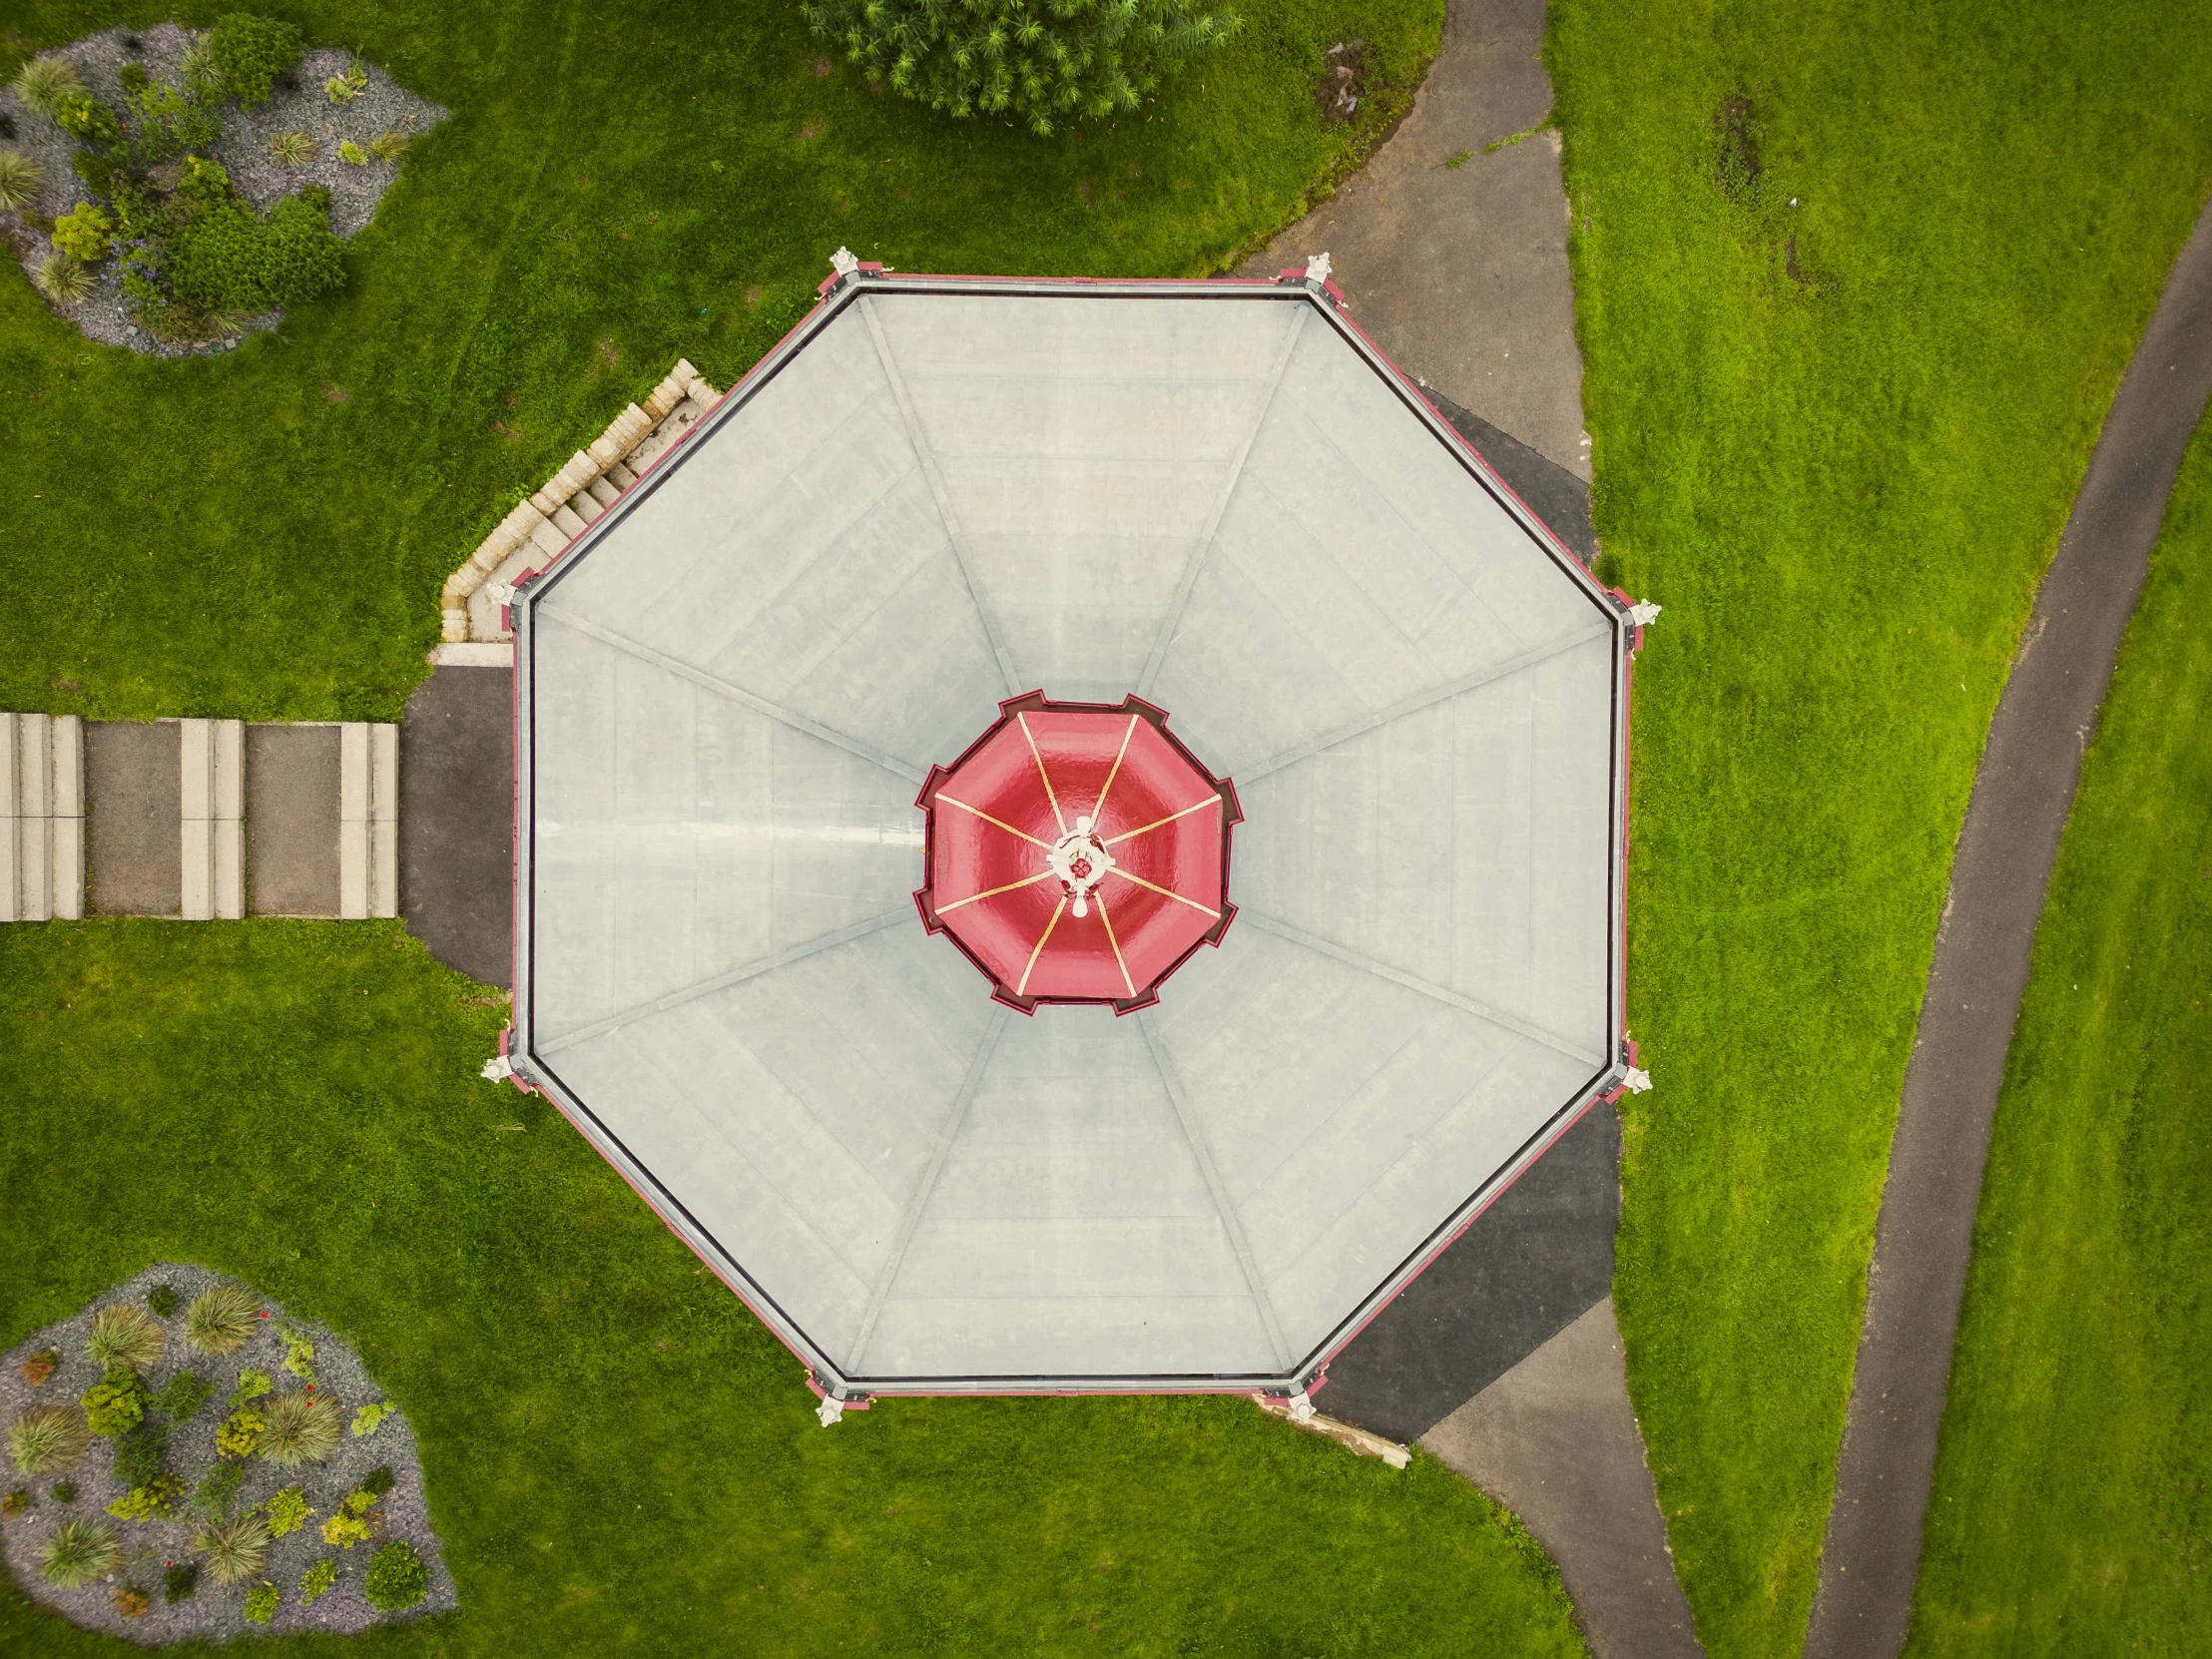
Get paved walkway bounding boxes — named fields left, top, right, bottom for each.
left=398, top=667, right=513, bottom=987
left=1806, top=200, right=2212, bottom=1658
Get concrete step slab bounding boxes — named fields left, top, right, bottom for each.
left=86, top=721, right=182, bottom=916
left=247, top=725, right=340, bottom=916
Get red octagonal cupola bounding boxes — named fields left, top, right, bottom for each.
left=915, top=693, right=1241, bottom=1012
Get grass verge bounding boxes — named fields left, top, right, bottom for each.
left=1545, top=0, right=2212, bottom=1651
left=1905, top=418, right=2212, bottom=1653
left=0, top=0, right=1437, bottom=723
left=0, top=921, right=1585, bottom=1655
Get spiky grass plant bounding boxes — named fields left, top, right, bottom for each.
left=86, top=1304, right=166, bottom=1372
left=193, top=1508, right=270, bottom=1586
left=40, top=1518, right=120, bottom=1589
left=8, top=1404, right=92, bottom=1476
left=31, top=252, right=94, bottom=305
left=260, top=1390, right=341, bottom=1466
left=181, top=38, right=222, bottom=98
left=12, top=56, right=84, bottom=119
left=185, top=1285, right=259, bottom=1355
left=268, top=130, right=314, bottom=166
left=0, top=150, right=42, bottom=213
left=367, top=131, right=408, bottom=163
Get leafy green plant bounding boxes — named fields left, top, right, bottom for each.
left=320, top=1508, right=372, bottom=1549
left=367, top=131, right=408, bottom=163
left=193, top=1458, right=245, bottom=1515
left=124, top=78, right=223, bottom=166
left=261, top=1389, right=340, bottom=1465
left=298, top=1556, right=336, bottom=1603
left=325, top=61, right=369, bottom=104
left=194, top=1508, right=270, bottom=1585
left=164, top=1561, right=198, bottom=1603
left=40, top=1519, right=120, bottom=1589
left=268, top=130, right=315, bottom=166
left=350, top=1400, right=393, bottom=1437
left=145, top=1284, right=180, bottom=1318
left=113, top=1583, right=151, bottom=1619
left=50, top=203, right=114, bottom=266
left=152, top=1370, right=214, bottom=1421
left=52, top=90, right=120, bottom=147
left=112, top=1421, right=169, bottom=1489
left=17, top=1350, right=60, bottom=1387
left=87, top=1303, right=167, bottom=1371
left=805, top=0, right=1242, bottom=136
left=30, top=251, right=96, bottom=305
left=339, top=139, right=368, bottom=166
left=185, top=1284, right=260, bottom=1355
left=266, top=1485, right=310, bottom=1537
left=232, top=1369, right=272, bottom=1403
left=8, top=1403, right=91, bottom=1474
left=166, top=188, right=345, bottom=312
left=244, top=1580, right=278, bottom=1623
left=215, top=1402, right=265, bottom=1459
left=277, top=1326, right=315, bottom=1382
left=107, top=1473, right=187, bottom=1521
left=208, top=13, right=305, bottom=108
left=0, top=150, right=42, bottom=213
left=363, top=1539, right=426, bottom=1611
left=51, top=1481, right=77, bottom=1504
left=81, top=1368, right=147, bottom=1436
left=119, top=61, right=150, bottom=95
left=341, top=1486, right=377, bottom=1517
left=361, top=1465, right=395, bottom=1497
left=1, top=1488, right=27, bottom=1516
left=10, top=56, right=83, bottom=119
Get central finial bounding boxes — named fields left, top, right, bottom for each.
left=1048, top=814, right=1116, bottom=916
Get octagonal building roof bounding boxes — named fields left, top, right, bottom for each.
left=509, top=267, right=1637, bottom=1400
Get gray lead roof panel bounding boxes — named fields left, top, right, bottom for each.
left=517, top=278, right=1628, bottom=1391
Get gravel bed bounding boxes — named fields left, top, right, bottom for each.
left=0, top=22, right=444, bottom=356
left=0, top=1264, right=456, bottom=1644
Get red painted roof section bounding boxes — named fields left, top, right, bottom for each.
left=916, top=694, right=1240, bottom=1012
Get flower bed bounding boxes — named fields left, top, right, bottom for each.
left=1, top=1265, right=453, bottom=1642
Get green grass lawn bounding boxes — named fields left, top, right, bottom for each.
left=0, top=0, right=1436, bottom=723
left=0, top=923, right=1585, bottom=1655
left=1546, top=0, right=2212, bottom=1652
left=1904, top=420, right=2212, bottom=1655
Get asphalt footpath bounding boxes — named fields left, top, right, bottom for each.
left=399, top=667, right=514, bottom=988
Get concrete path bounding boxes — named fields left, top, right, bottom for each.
left=84, top=721, right=179, bottom=916
left=246, top=725, right=340, bottom=917
left=398, top=667, right=514, bottom=988
left=1240, top=0, right=1589, bottom=479
left=1806, top=200, right=2212, bottom=1659
left=1425, top=1299, right=1702, bottom=1658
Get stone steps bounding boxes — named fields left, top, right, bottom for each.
left=4, top=716, right=398, bottom=921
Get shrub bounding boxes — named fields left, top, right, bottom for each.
left=146, top=1285, right=180, bottom=1318
left=11, top=56, right=83, bottom=119
left=52, top=1481, right=77, bottom=1504
left=0, top=149, right=41, bottom=212
left=82, top=1368, right=147, bottom=1436
left=216, top=1403, right=265, bottom=1459
left=262, top=1390, right=340, bottom=1465
left=31, top=251, right=96, bottom=305
left=342, top=1486, right=377, bottom=1517
left=113, top=1584, right=152, bottom=1619
left=52, top=90, right=120, bottom=147
left=320, top=1509, right=371, bottom=1549
left=18, top=1350, right=60, bottom=1387
left=194, top=1458, right=246, bottom=1515
left=805, top=0, right=1242, bottom=136
left=167, top=188, right=344, bottom=312
left=208, top=14, right=304, bottom=108
left=125, top=78, right=222, bottom=165
left=244, top=1580, right=278, bottom=1623
left=277, top=1327, right=315, bottom=1382
left=186, top=1285, right=260, bottom=1354
left=266, top=1485, right=309, bottom=1537
left=268, top=130, right=314, bottom=166
left=350, top=1401, right=393, bottom=1437
left=152, top=1370, right=214, bottom=1421
left=361, top=1465, right=395, bottom=1497
left=367, top=131, right=408, bottom=162
left=119, top=62, right=150, bottom=95
left=107, top=1474, right=187, bottom=1521
left=50, top=203, right=114, bottom=265
left=87, top=1303, right=167, bottom=1372
left=40, top=1518, right=121, bottom=1588
left=112, top=1422, right=169, bottom=1489
left=164, top=1561, right=199, bottom=1603
left=325, top=61, right=368, bottom=103
left=363, top=1540, right=426, bottom=1611
left=1, top=1488, right=27, bottom=1516
left=338, top=139, right=367, bottom=166
left=8, top=1403, right=91, bottom=1474
left=233, top=1368, right=273, bottom=1402
left=298, top=1556, right=337, bottom=1603
left=194, top=1508, right=270, bottom=1585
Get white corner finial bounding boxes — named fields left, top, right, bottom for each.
left=830, top=247, right=860, bottom=278
left=484, top=580, right=514, bottom=606
left=1621, top=1066, right=1652, bottom=1094
left=816, top=1394, right=845, bottom=1426
left=1629, top=600, right=1662, bottom=628
left=1305, top=252, right=1333, bottom=285
left=1286, top=1389, right=1316, bottom=1424
left=480, top=1052, right=513, bottom=1083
